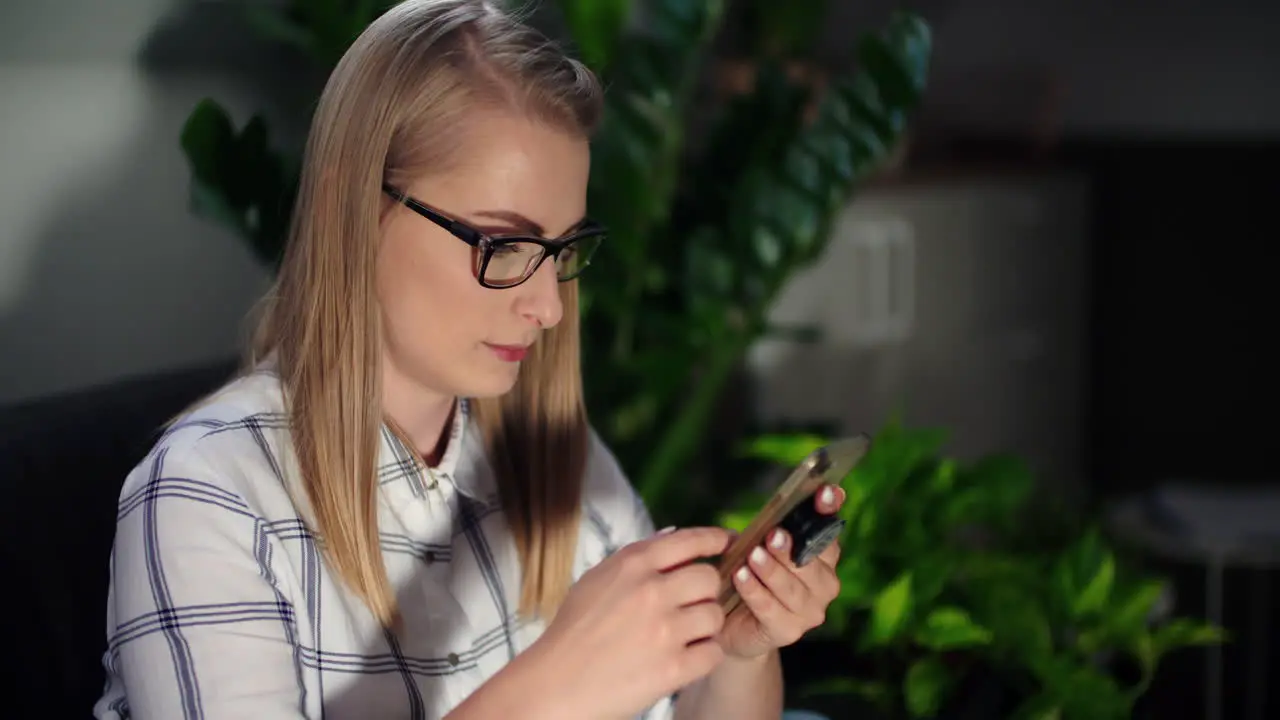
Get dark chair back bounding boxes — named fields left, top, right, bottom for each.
left=0, top=360, right=236, bottom=718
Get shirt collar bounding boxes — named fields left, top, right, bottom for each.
left=248, top=354, right=490, bottom=505
left=377, top=399, right=495, bottom=504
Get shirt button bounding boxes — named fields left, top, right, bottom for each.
left=447, top=652, right=460, bottom=666
left=423, top=476, right=438, bottom=491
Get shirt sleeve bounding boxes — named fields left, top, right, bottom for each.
left=581, top=428, right=676, bottom=720
left=99, top=440, right=307, bottom=720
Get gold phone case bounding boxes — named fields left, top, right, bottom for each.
left=716, top=435, right=871, bottom=615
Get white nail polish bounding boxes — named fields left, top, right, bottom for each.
left=820, top=486, right=836, bottom=506
left=657, top=526, right=676, bottom=535
left=770, top=530, right=786, bottom=549
left=736, top=566, right=750, bottom=583
left=750, top=546, right=767, bottom=565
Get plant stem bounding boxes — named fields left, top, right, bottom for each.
left=637, top=327, right=754, bottom=519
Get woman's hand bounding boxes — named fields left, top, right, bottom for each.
left=526, top=526, right=732, bottom=720
left=718, top=485, right=846, bottom=660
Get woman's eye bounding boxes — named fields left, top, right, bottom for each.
left=492, top=242, right=541, bottom=258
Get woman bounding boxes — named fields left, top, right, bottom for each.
left=96, top=1, right=845, bottom=718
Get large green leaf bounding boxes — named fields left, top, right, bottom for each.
left=862, top=571, right=913, bottom=648
left=835, top=556, right=879, bottom=606
left=742, top=0, right=833, bottom=59
left=175, top=0, right=935, bottom=539
left=622, top=14, right=932, bottom=518
left=244, top=3, right=318, bottom=60
left=968, top=577, right=1054, bottom=663
left=574, top=2, right=735, bottom=505
left=582, top=0, right=727, bottom=249
left=844, top=418, right=947, bottom=500
left=179, top=99, right=296, bottom=268
left=953, top=453, right=1035, bottom=529
left=1151, top=618, right=1229, bottom=654
left=554, top=0, right=632, bottom=72
left=904, top=656, right=952, bottom=719
left=1073, top=577, right=1167, bottom=657
left=737, top=433, right=828, bottom=465
left=1052, top=530, right=1116, bottom=620
left=1111, top=579, right=1165, bottom=629
left=243, top=0, right=396, bottom=68
left=914, top=606, right=993, bottom=651
left=1012, top=694, right=1063, bottom=720
left=1033, top=657, right=1132, bottom=720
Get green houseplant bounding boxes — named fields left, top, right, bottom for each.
left=177, top=0, right=932, bottom=527
left=723, top=424, right=1227, bottom=720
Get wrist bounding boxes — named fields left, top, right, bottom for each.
left=724, top=643, right=778, bottom=663
left=720, top=647, right=777, bottom=671
left=707, top=647, right=780, bottom=697
left=518, top=636, right=622, bottom=720
left=507, top=640, right=583, bottom=720
left=675, top=648, right=781, bottom=720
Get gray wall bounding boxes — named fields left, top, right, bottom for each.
left=0, top=0, right=1276, bottom=406
left=0, top=0, right=280, bottom=404
left=750, top=174, right=1091, bottom=490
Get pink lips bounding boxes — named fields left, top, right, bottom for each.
left=485, top=343, right=529, bottom=362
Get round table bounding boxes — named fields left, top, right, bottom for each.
left=1106, top=484, right=1280, bottom=720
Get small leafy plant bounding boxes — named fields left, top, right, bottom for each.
left=722, top=421, right=1226, bottom=719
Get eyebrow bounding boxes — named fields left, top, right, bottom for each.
left=469, top=209, right=589, bottom=238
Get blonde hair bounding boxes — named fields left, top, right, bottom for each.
left=249, top=0, right=603, bottom=628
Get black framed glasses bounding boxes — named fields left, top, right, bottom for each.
left=382, top=183, right=607, bottom=289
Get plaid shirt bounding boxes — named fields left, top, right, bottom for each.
left=94, top=368, right=673, bottom=719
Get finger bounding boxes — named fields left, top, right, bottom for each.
left=672, top=600, right=726, bottom=644
left=765, top=528, right=797, bottom=569
left=647, top=527, right=733, bottom=571
left=768, top=527, right=841, bottom=596
left=671, top=638, right=725, bottom=690
left=801, top=552, right=841, bottom=605
left=813, top=560, right=841, bottom=604
left=661, top=561, right=722, bottom=606
left=731, top=564, right=795, bottom=642
left=748, top=542, right=809, bottom=614
left=814, top=484, right=842, bottom=515
left=816, top=535, right=842, bottom=568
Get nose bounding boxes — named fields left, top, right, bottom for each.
left=514, top=259, right=563, bottom=329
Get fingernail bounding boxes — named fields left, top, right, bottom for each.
left=770, top=529, right=786, bottom=549
left=736, top=566, right=751, bottom=583
left=819, top=485, right=836, bottom=507
left=750, top=546, right=768, bottom=565
left=657, top=526, right=676, bottom=535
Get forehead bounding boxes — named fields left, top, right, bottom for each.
left=408, top=112, right=590, bottom=236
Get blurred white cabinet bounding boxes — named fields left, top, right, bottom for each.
left=747, top=172, right=1090, bottom=490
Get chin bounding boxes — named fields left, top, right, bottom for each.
left=456, top=364, right=522, bottom=400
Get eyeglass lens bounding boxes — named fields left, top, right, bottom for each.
left=483, top=234, right=604, bottom=287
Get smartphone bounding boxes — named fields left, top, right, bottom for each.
left=716, top=434, right=871, bottom=615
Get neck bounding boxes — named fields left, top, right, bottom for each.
left=381, top=359, right=456, bottom=467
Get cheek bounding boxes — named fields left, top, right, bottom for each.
left=377, top=226, right=488, bottom=345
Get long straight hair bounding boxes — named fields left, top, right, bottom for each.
left=249, top=0, right=603, bottom=628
